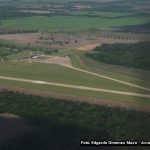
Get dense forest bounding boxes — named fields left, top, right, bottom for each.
left=117, top=23, right=150, bottom=33
left=86, top=42, right=150, bottom=70
left=0, top=91, right=149, bottom=150
left=0, top=6, right=36, bottom=20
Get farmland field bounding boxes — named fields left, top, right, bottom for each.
left=0, top=15, right=149, bottom=32
left=71, top=11, right=133, bottom=18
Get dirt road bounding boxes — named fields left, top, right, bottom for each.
left=64, top=65, right=150, bottom=92
left=0, top=76, right=150, bottom=98
left=0, top=85, right=150, bottom=112
left=32, top=60, right=150, bottom=92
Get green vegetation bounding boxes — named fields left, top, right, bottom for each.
left=0, top=0, right=149, bottom=150
left=0, top=78, right=150, bottom=105
left=87, top=42, right=150, bottom=70
left=117, top=23, right=150, bottom=33
left=0, top=6, right=36, bottom=20
left=0, top=61, right=149, bottom=95
left=0, top=39, right=56, bottom=60
left=0, top=40, right=29, bottom=60
left=0, top=15, right=149, bottom=32
left=6, top=51, right=35, bottom=60
left=0, top=91, right=150, bottom=150
left=71, top=11, right=133, bottom=18
left=0, top=42, right=31, bottom=60
left=0, top=47, right=14, bottom=60
left=71, top=53, right=150, bottom=89
left=0, top=0, right=149, bottom=13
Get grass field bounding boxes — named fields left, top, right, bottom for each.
left=0, top=15, right=149, bottom=32
left=71, top=53, right=150, bottom=88
left=71, top=11, right=133, bottom=18
left=0, top=79, right=150, bottom=106
left=0, top=61, right=150, bottom=96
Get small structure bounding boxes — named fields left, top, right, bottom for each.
left=31, top=55, right=38, bottom=59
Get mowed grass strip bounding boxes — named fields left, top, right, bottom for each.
left=0, top=79, right=150, bottom=106
left=0, top=16, right=149, bottom=31
left=0, top=61, right=150, bottom=94
left=70, top=54, right=150, bottom=89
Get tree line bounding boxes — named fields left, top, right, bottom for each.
left=0, top=40, right=57, bottom=61
left=86, top=42, right=150, bottom=70
left=0, top=91, right=149, bottom=150
left=0, top=29, right=38, bottom=35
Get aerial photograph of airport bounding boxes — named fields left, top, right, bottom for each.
left=0, top=0, right=150, bottom=149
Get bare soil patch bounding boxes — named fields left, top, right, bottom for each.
left=35, top=56, right=72, bottom=66
left=77, top=44, right=101, bottom=51
left=0, top=113, right=32, bottom=141
left=74, top=5, right=92, bottom=9
left=0, top=32, right=139, bottom=50
left=0, top=33, right=40, bottom=45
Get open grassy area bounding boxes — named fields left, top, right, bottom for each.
left=0, top=15, right=149, bottom=32
left=70, top=52, right=150, bottom=89
left=0, top=61, right=150, bottom=97
left=0, top=61, right=145, bottom=93
left=71, top=11, right=133, bottom=18
left=0, top=79, right=150, bottom=106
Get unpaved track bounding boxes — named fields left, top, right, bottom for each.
left=0, top=86, right=150, bottom=112
left=64, top=65, right=150, bottom=92
left=30, top=60, right=150, bottom=92
left=0, top=76, right=150, bottom=98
